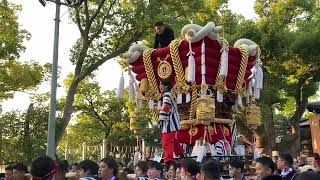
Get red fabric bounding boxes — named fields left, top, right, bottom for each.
left=175, top=124, right=232, bottom=145
left=130, top=38, right=256, bottom=91
left=161, top=132, right=184, bottom=164
left=161, top=104, right=171, bottom=112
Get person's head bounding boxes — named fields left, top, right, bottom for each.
left=167, top=163, right=177, bottom=180
left=154, top=22, right=165, bottom=35
left=175, top=166, right=181, bottom=180
left=277, top=153, right=294, bottom=170
left=12, top=163, right=28, bottom=180
left=70, top=163, right=79, bottom=173
left=297, top=155, right=307, bottom=166
left=200, top=160, right=221, bottom=180
left=54, top=160, right=69, bottom=180
left=255, top=157, right=276, bottom=179
left=229, top=160, right=244, bottom=178
left=147, top=161, right=162, bottom=179
left=307, top=157, right=314, bottom=165
left=160, top=79, right=173, bottom=93
left=78, top=160, right=99, bottom=178
left=134, top=161, right=148, bottom=177
left=296, top=171, right=320, bottom=180
left=312, top=153, right=320, bottom=168
left=122, top=167, right=134, bottom=175
left=261, top=175, right=282, bottom=180
left=5, top=165, right=14, bottom=180
left=180, top=159, right=200, bottom=180
left=99, top=157, right=119, bottom=179
left=30, top=156, right=56, bottom=180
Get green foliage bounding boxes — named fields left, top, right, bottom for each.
left=0, top=1, right=30, bottom=60
left=0, top=102, right=49, bottom=164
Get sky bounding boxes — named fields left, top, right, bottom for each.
left=2, top=0, right=257, bottom=112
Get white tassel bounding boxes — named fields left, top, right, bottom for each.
left=237, top=95, right=243, bottom=108
left=246, top=94, right=250, bottom=104
left=248, top=80, right=253, bottom=96
left=219, top=47, right=229, bottom=76
left=149, top=99, right=154, bottom=110
left=254, top=61, right=263, bottom=99
left=187, top=42, right=196, bottom=82
left=201, top=40, right=206, bottom=84
left=129, top=79, right=135, bottom=100
left=157, top=101, right=161, bottom=110
left=177, top=94, right=183, bottom=104
left=217, top=91, right=223, bottom=102
left=186, top=93, right=191, bottom=103
left=117, top=75, right=125, bottom=99
left=254, top=89, right=260, bottom=100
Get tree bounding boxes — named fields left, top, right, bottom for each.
left=0, top=0, right=30, bottom=60
left=0, top=1, right=50, bottom=102
left=253, top=0, right=320, bottom=154
left=56, top=0, right=205, bottom=145
left=0, top=102, right=49, bottom=164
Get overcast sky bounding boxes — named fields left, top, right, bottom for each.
left=2, top=0, right=257, bottom=112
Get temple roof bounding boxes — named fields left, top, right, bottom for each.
left=307, top=101, right=320, bottom=114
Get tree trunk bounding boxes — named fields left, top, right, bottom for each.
left=261, top=104, right=276, bottom=155
left=23, top=104, right=33, bottom=163
left=55, top=77, right=82, bottom=145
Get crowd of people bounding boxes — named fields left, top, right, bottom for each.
left=1, top=152, right=320, bottom=180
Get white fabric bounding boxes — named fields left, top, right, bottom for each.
left=117, top=76, right=125, bottom=98
left=149, top=99, right=154, bottom=110
left=201, top=40, right=206, bottom=85
left=187, top=42, right=196, bottom=82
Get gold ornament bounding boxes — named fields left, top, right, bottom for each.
left=196, top=95, right=215, bottom=123
left=170, top=39, right=189, bottom=94
left=157, top=59, right=172, bottom=80
left=139, top=78, right=149, bottom=93
left=143, top=49, right=161, bottom=100
left=235, top=46, right=249, bottom=97
left=188, top=127, right=198, bottom=136
left=245, top=103, right=262, bottom=129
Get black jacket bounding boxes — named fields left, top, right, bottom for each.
left=282, top=170, right=298, bottom=180
left=154, top=27, right=174, bottom=49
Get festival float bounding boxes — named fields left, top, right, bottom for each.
left=119, top=21, right=263, bottom=162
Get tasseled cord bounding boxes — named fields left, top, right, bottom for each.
left=187, top=41, right=196, bottom=82
left=254, top=60, right=263, bottom=99
left=117, top=71, right=125, bottom=99
left=128, top=69, right=135, bottom=101
left=217, top=44, right=229, bottom=102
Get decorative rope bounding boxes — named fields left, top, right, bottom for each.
left=235, top=47, right=249, bottom=96
left=143, top=49, right=161, bottom=101
left=189, top=82, right=198, bottom=122
left=170, top=39, right=190, bottom=94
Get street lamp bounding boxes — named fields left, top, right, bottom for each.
left=39, top=0, right=84, bottom=159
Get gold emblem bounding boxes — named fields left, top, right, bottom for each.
left=157, top=56, right=172, bottom=80
left=223, top=126, right=230, bottom=136
left=188, top=127, right=198, bottom=136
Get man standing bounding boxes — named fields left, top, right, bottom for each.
left=158, top=79, right=183, bottom=165
left=200, top=160, right=223, bottom=180
left=4, top=165, right=13, bottom=180
left=154, top=22, right=174, bottom=49
left=277, top=153, right=298, bottom=180
left=147, top=161, right=163, bottom=180
left=12, top=163, right=28, bottom=180
left=229, top=160, right=248, bottom=180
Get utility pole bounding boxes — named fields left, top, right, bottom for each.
left=39, top=0, right=84, bottom=159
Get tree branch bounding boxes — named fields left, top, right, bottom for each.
left=87, top=97, right=108, bottom=128
left=84, top=0, right=90, bottom=33
left=88, top=15, right=108, bottom=43
left=88, top=0, right=107, bottom=27
left=75, top=8, right=84, bottom=37
left=78, top=32, right=143, bottom=80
